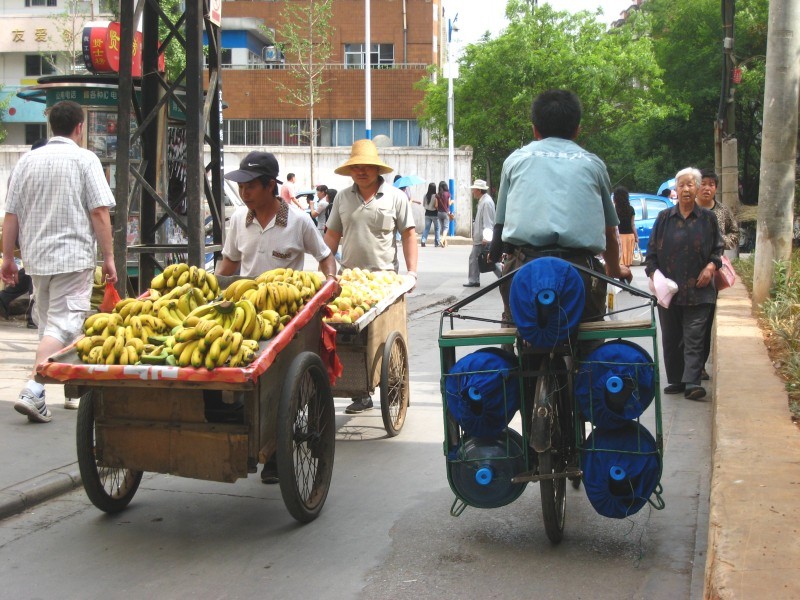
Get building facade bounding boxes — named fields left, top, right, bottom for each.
left=213, top=0, right=446, bottom=147
left=0, top=1, right=115, bottom=145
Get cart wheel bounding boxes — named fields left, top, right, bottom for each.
left=277, top=352, right=336, bottom=523
left=76, top=390, right=142, bottom=513
left=536, top=357, right=569, bottom=544
left=380, top=331, right=409, bottom=437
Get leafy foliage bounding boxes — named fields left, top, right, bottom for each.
left=417, top=0, right=769, bottom=199
left=418, top=2, right=671, bottom=188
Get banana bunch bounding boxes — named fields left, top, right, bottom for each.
left=255, top=267, right=324, bottom=298
left=149, top=263, right=220, bottom=303
left=78, top=313, right=164, bottom=365
left=89, top=266, right=105, bottom=311
left=169, top=300, right=263, bottom=369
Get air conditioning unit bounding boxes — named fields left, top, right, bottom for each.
left=263, top=46, right=279, bottom=62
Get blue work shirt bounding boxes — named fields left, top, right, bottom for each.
left=496, top=137, right=618, bottom=254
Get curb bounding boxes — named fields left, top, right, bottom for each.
left=0, top=464, right=81, bottom=520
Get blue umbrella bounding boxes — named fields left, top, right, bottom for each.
left=657, top=178, right=676, bottom=195
left=393, top=175, right=425, bottom=188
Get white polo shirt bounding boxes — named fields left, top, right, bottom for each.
left=222, top=200, right=331, bottom=277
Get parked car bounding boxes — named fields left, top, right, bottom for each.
left=628, top=193, right=673, bottom=256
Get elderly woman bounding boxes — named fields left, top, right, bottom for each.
left=644, top=167, right=724, bottom=400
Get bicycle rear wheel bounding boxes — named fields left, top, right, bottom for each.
left=536, top=356, right=569, bottom=544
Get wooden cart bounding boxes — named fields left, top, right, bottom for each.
left=37, top=280, right=339, bottom=523
left=328, top=278, right=414, bottom=436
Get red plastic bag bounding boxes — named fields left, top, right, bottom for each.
left=99, top=281, right=122, bottom=313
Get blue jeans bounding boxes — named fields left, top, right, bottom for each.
left=422, top=215, right=440, bottom=246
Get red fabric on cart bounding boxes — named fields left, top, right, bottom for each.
left=37, top=278, right=340, bottom=386
left=320, top=321, right=343, bottom=386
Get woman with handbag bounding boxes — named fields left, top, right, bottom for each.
left=644, top=168, right=724, bottom=400
left=613, top=187, right=639, bottom=268
left=436, top=181, right=451, bottom=247
left=420, top=182, right=439, bottom=247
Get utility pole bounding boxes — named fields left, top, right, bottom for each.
left=752, top=0, right=800, bottom=306
left=446, top=13, right=458, bottom=236
left=715, top=0, right=739, bottom=258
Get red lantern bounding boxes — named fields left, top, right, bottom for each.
left=82, top=24, right=114, bottom=73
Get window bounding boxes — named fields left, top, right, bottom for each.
left=25, top=0, right=57, bottom=6
left=25, top=54, right=57, bottom=77
left=25, top=124, right=48, bottom=146
left=344, top=44, right=394, bottom=68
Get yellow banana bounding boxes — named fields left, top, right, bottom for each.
left=177, top=340, right=198, bottom=367
left=141, top=299, right=153, bottom=315
left=101, top=335, right=117, bottom=358
left=176, top=270, right=190, bottom=288
left=183, top=315, right=201, bottom=328
left=175, top=326, right=200, bottom=343
left=113, top=331, right=126, bottom=358
left=150, top=273, right=166, bottom=290
left=241, top=339, right=259, bottom=352
left=216, top=343, right=232, bottom=367
left=177, top=291, right=192, bottom=318
left=128, top=300, right=142, bottom=317
left=262, top=321, right=274, bottom=340
left=120, top=348, right=129, bottom=365
left=206, top=272, right=219, bottom=294
left=195, top=268, right=207, bottom=288
left=229, top=331, right=243, bottom=355
left=195, top=319, right=217, bottom=336
left=158, top=305, right=182, bottom=329
left=91, top=315, right=110, bottom=333
left=161, top=264, right=177, bottom=281
left=231, top=306, right=246, bottom=332
left=127, top=346, right=139, bottom=365
left=172, top=263, right=189, bottom=279
left=114, top=298, right=136, bottom=313
left=130, top=315, right=144, bottom=339
left=250, top=314, right=263, bottom=341
left=87, top=346, right=104, bottom=364
left=188, top=265, right=198, bottom=286
left=190, top=343, right=205, bottom=368
left=126, top=338, right=144, bottom=353
left=204, top=324, right=225, bottom=346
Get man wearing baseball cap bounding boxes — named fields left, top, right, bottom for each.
left=323, top=139, right=417, bottom=414
left=218, top=151, right=336, bottom=280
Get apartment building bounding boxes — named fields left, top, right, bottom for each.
left=214, top=0, right=446, bottom=147
left=0, top=1, right=116, bottom=145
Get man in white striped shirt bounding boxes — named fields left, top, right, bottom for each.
left=1, top=100, right=116, bottom=423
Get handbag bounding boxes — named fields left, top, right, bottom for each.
left=714, top=255, right=736, bottom=291
left=631, top=243, right=643, bottom=266
left=478, top=248, right=495, bottom=273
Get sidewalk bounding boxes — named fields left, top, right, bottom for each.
left=1, top=279, right=798, bottom=597
left=704, top=282, right=800, bottom=598
left=0, top=316, right=81, bottom=519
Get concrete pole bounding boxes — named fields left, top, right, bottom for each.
left=720, top=137, right=739, bottom=258
left=752, top=0, right=800, bottom=307
left=364, top=0, right=371, bottom=140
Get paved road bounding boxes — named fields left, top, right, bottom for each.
left=0, top=245, right=711, bottom=599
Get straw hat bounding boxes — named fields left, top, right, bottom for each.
left=335, top=139, right=394, bottom=176
left=470, top=179, right=489, bottom=191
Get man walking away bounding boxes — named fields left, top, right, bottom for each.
left=464, top=179, right=500, bottom=287
left=1, top=100, right=117, bottom=422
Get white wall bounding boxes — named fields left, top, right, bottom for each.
left=1, top=144, right=476, bottom=237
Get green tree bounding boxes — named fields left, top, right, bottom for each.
left=635, top=0, right=767, bottom=201
left=417, top=1, right=671, bottom=189
left=272, top=0, right=334, bottom=185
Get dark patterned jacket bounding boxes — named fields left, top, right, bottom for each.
left=644, top=204, right=724, bottom=306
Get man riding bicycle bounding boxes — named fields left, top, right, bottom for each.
left=489, top=89, right=630, bottom=328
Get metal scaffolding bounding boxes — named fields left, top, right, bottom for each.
left=114, top=0, right=223, bottom=294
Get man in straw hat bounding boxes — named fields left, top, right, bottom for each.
left=219, top=151, right=336, bottom=279
left=324, top=139, right=417, bottom=414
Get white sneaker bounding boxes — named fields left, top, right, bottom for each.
left=64, top=396, right=80, bottom=410
left=14, top=389, right=52, bottom=423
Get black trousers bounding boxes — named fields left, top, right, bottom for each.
left=701, top=301, right=716, bottom=367
left=658, top=303, right=713, bottom=386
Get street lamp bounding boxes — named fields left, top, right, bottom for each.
left=447, top=13, right=458, bottom=235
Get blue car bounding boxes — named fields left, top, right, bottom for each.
left=629, top=193, right=673, bottom=256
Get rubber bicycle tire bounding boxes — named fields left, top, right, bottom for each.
left=380, top=331, right=410, bottom=436
left=535, top=357, right=568, bottom=544
left=276, top=352, right=336, bottom=523
left=76, top=390, right=143, bottom=513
